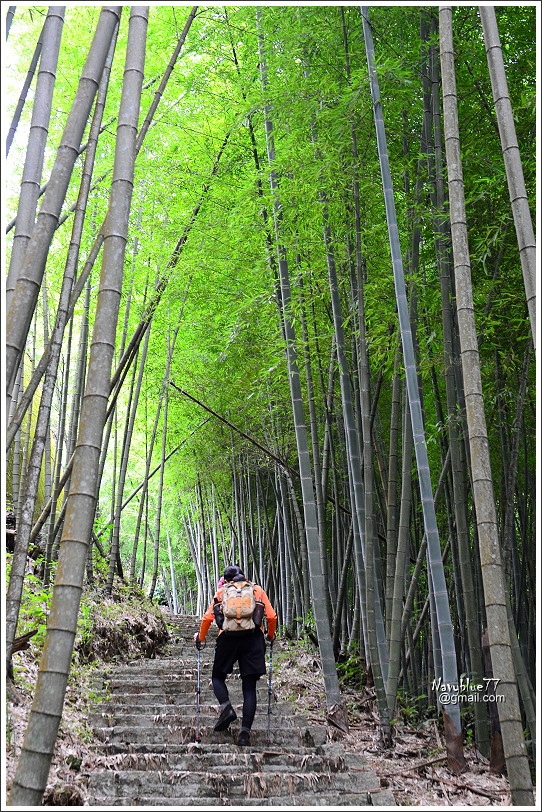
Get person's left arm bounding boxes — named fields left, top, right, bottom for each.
left=254, top=585, right=277, bottom=639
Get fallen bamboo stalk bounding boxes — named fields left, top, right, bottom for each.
left=377, top=755, right=447, bottom=776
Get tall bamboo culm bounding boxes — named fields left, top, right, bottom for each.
left=438, top=7, right=533, bottom=804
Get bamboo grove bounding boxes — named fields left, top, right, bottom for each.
left=3, top=4, right=537, bottom=805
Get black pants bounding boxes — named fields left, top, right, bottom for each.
left=212, top=673, right=259, bottom=730
left=212, top=629, right=266, bottom=677
left=211, top=630, right=266, bottom=730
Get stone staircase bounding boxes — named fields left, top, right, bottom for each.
left=84, top=615, right=394, bottom=806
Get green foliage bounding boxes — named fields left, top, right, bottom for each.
left=395, top=689, right=431, bottom=725
left=6, top=557, right=52, bottom=651
left=6, top=552, right=168, bottom=668
left=336, top=649, right=367, bottom=691
left=73, top=580, right=170, bottom=665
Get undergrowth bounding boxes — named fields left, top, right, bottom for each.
left=7, top=554, right=171, bottom=670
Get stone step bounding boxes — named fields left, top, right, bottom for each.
left=94, top=678, right=280, bottom=694
left=166, top=634, right=218, bottom=643
left=165, top=647, right=217, bottom=657
left=101, top=665, right=265, bottom=683
left=85, top=614, right=395, bottom=807
left=105, top=664, right=214, bottom=679
left=88, top=766, right=377, bottom=800
left=92, top=791, right=393, bottom=806
left=100, top=659, right=211, bottom=672
left=105, top=657, right=252, bottom=669
left=108, top=655, right=210, bottom=666
left=93, top=687, right=277, bottom=706
left=97, top=675, right=274, bottom=689
left=99, top=654, right=217, bottom=669
left=96, top=680, right=221, bottom=695
left=93, top=723, right=328, bottom=748
left=88, top=745, right=354, bottom=773
left=89, top=702, right=293, bottom=723
left=97, top=741, right=343, bottom=757
left=92, top=697, right=277, bottom=713
left=102, top=672, right=255, bottom=686
left=106, top=647, right=263, bottom=668
left=166, top=636, right=215, bottom=647
left=90, top=711, right=309, bottom=730
left=166, top=624, right=218, bottom=637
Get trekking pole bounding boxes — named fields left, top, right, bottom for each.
left=195, top=644, right=201, bottom=742
left=266, top=638, right=274, bottom=744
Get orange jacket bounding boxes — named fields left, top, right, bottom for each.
left=198, top=582, right=277, bottom=642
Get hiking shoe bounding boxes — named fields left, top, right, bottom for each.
left=237, top=729, right=251, bottom=747
left=214, top=704, right=237, bottom=731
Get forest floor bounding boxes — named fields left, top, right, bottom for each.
left=273, top=644, right=516, bottom=807
left=5, top=602, right=522, bottom=808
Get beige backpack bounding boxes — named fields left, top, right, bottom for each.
left=221, top=580, right=263, bottom=631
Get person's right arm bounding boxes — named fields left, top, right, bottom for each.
left=194, top=590, right=221, bottom=645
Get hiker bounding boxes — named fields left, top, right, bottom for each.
left=194, top=564, right=277, bottom=747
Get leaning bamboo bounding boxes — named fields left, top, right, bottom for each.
left=5, top=8, right=116, bottom=670
left=8, top=9, right=146, bottom=805
left=6, top=17, right=44, bottom=155
left=479, top=6, right=536, bottom=348
left=6, top=8, right=64, bottom=306
left=361, top=5, right=465, bottom=772
left=257, top=7, right=346, bottom=725
left=5, top=7, right=119, bottom=399
left=6, top=7, right=200, bottom=442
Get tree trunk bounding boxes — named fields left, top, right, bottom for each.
left=257, top=7, right=346, bottom=724
left=8, top=10, right=146, bottom=804
left=362, top=5, right=465, bottom=772
left=5, top=7, right=121, bottom=400
left=5, top=5, right=17, bottom=38
left=425, top=9, right=489, bottom=756
left=5, top=15, right=116, bottom=670
left=6, top=7, right=64, bottom=306
left=478, top=6, right=536, bottom=348
left=386, top=393, right=413, bottom=717
left=439, top=7, right=533, bottom=803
